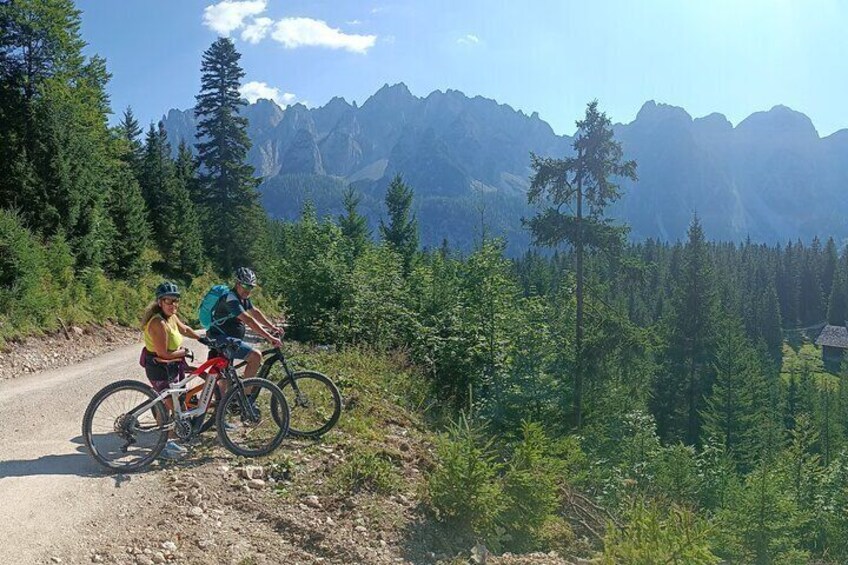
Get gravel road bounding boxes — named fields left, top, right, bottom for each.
left=0, top=340, right=203, bottom=564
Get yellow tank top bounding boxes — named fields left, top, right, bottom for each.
left=144, top=314, right=183, bottom=354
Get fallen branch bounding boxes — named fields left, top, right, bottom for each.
left=57, top=317, right=71, bottom=340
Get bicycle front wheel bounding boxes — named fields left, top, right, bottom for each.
left=278, top=370, right=342, bottom=438
left=82, top=380, right=169, bottom=472
left=217, top=378, right=289, bottom=457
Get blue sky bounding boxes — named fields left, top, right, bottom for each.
left=76, top=0, right=848, bottom=137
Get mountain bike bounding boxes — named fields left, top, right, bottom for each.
left=205, top=329, right=341, bottom=438
left=249, top=340, right=342, bottom=438
left=82, top=337, right=290, bottom=472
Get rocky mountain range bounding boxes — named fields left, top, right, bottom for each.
left=162, top=83, right=848, bottom=254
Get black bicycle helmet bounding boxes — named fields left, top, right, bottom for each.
left=235, top=267, right=257, bottom=286
left=155, top=281, right=181, bottom=299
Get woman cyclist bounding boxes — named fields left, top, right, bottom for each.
left=140, top=281, right=202, bottom=459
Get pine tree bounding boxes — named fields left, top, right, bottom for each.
left=827, top=251, right=848, bottom=325
left=141, top=122, right=204, bottom=276
left=380, top=174, right=419, bottom=274
left=654, top=215, right=718, bottom=445
left=115, top=106, right=144, bottom=178
left=1, top=0, right=115, bottom=267
left=799, top=244, right=825, bottom=326
left=779, top=241, right=802, bottom=328
left=339, top=185, right=370, bottom=261
left=103, top=136, right=150, bottom=280
left=194, top=37, right=263, bottom=274
left=175, top=140, right=200, bottom=206
left=822, top=238, right=838, bottom=304
left=702, top=320, right=767, bottom=472
left=527, top=100, right=637, bottom=430
left=758, top=283, right=784, bottom=365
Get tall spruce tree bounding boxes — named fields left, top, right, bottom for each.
left=115, top=106, right=144, bottom=179
left=828, top=251, right=848, bottom=325
left=175, top=140, right=200, bottom=205
left=339, top=185, right=370, bottom=261
left=822, top=237, right=838, bottom=303
left=702, top=320, right=767, bottom=472
left=380, top=174, right=418, bottom=273
left=141, top=122, right=204, bottom=276
left=103, top=133, right=150, bottom=280
left=194, top=37, right=263, bottom=274
left=527, top=100, right=637, bottom=430
left=654, top=215, right=718, bottom=445
left=799, top=245, right=825, bottom=326
left=758, top=282, right=783, bottom=365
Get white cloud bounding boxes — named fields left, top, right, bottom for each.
left=241, top=16, right=273, bottom=43
left=457, top=34, right=480, bottom=45
left=271, top=17, right=377, bottom=54
left=203, top=1, right=267, bottom=35
left=239, top=81, right=297, bottom=106
left=346, top=19, right=362, bottom=25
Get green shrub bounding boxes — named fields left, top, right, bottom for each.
left=427, top=415, right=505, bottom=540
left=499, top=421, right=559, bottom=551
left=331, top=246, right=417, bottom=348
left=601, top=498, right=719, bottom=565
left=0, top=210, right=53, bottom=338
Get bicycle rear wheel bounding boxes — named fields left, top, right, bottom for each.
left=277, top=370, right=342, bottom=438
left=82, top=380, right=169, bottom=472
left=216, top=378, right=289, bottom=457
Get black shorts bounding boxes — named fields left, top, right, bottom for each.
left=142, top=350, right=183, bottom=393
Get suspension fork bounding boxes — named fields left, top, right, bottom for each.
left=260, top=351, right=299, bottom=394
left=229, top=368, right=260, bottom=422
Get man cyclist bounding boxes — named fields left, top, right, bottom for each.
left=207, top=267, right=284, bottom=379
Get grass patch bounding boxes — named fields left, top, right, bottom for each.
left=329, top=448, right=402, bottom=494
left=780, top=341, right=841, bottom=389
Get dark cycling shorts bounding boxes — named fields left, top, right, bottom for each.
left=208, top=335, right=255, bottom=361
left=142, top=350, right=184, bottom=393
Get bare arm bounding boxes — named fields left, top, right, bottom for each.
left=237, top=311, right=280, bottom=346
left=173, top=314, right=202, bottom=340
left=250, top=307, right=280, bottom=331
left=148, top=319, right=186, bottom=361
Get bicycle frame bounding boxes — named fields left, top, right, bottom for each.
left=129, top=355, right=232, bottom=430
left=232, top=347, right=296, bottom=382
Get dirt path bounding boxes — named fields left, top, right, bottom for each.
left=0, top=341, right=579, bottom=565
left=0, top=342, right=169, bottom=564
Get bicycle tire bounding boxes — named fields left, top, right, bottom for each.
left=216, top=378, right=289, bottom=457
left=278, top=370, right=342, bottom=438
left=82, top=379, right=169, bottom=472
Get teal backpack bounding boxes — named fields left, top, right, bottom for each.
left=198, top=284, right=231, bottom=329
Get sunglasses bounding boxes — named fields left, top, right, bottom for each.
left=241, top=283, right=255, bottom=291
left=161, top=298, right=180, bottom=306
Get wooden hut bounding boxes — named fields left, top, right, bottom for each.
left=815, top=324, right=848, bottom=372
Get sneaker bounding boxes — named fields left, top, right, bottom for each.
left=217, top=421, right=237, bottom=432
left=160, top=440, right=188, bottom=460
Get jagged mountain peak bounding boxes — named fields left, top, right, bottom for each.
left=253, top=97, right=283, bottom=110
left=363, top=82, right=415, bottom=106
left=324, top=96, right=352, bottom=109
left=634, top=100, right=693, bottom=125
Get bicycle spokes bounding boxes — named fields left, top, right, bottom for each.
left=84, top=382, right=169, bottom=471
left=217, top=379, right=288, bottom=457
